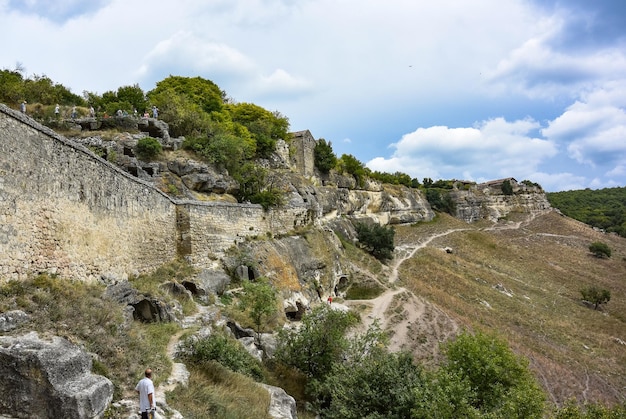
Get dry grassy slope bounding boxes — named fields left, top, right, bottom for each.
left=394, top=210, right=626, bottom=406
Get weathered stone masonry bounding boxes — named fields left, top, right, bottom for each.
left=0, top=104, right=307, bottom=281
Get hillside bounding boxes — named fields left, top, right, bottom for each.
left=391, top=211, right=626, bottom=405
left=1, top=101, right=626, bottom=417
left=547, top=187, right=626, bottom=237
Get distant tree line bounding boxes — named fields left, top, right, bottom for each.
left=547, top=187, right=626, bottom=237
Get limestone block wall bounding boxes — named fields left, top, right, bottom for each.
left=182, top=201, right=314, bottom=266
left=289, top=130, right=316, bottom=177
left=0, top=106, right=178, bottom=281
left=0, top=105, right=317, bottom=281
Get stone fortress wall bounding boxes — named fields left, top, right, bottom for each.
left=0, top=105, right=309, bottom=281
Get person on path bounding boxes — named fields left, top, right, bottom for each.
left=135, top=368, right=156, bottom=419
left=54, top=104, right=60, bottom=118
left=152, top=105, right=158, bottom=119
left=20, top=101, right=26, bottom=113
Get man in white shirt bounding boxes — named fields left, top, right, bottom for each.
left=135, top=368, right=156, bottom=418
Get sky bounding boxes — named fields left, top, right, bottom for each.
left=1, top=0, right=625, bottom=192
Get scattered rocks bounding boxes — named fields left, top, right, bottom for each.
left=0, top=310, right=29, bottom=332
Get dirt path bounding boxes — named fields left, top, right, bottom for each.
left=345, top=212, right=546, bottom=360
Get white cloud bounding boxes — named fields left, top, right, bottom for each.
left=367, top=118, right=557, bottom=182
left=136, top=31, right=256, bottom=83
left=543, top=81, right=626, bottom=171
left=527, top=171, right=588, bottom=192
left=487, top=13, right=626, bottom=100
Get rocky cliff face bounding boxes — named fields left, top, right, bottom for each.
left=451, top=186, right=551, bottom=223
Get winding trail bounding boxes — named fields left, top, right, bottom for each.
left=345, top=211, right=545, bottom=358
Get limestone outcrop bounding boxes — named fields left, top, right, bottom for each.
left=0, top=332, right=113, bottom=418
left=451, top=187, right=551, bottom=222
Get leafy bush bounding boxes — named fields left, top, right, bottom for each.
left=179, top=332, right=264, bottom=381
left=580, top=286, right=611, bottom=310
left=369, top=170, right=415, bottom=187
left=338, top=154, right=368, bottom=188
left=589, top=241, right=611, bottom=258
left=136, top=137, right=163, bottom=161
left=275, top=305, right=359, bottom=380
left=355, top=222, right=395, bottom=261
left=313, top=138, right=337, bottom=174
left=234, top=163, right=284, bottom=209
left=312, top=351, right=426, bottom=419
left=425, top=189, right=457, bottom=215
left=442, top=331, right=545, bottom=418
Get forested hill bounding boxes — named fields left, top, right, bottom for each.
left=547, top=187, right=626, bottom=237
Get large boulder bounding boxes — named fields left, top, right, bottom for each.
left=261, top=384, right=298, bottom=419
left=0, top=332, right=113, bottom=418
left=103, top=281, right=177, bottom=323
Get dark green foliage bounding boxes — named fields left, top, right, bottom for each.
left=502, top=179, right=514, bottom=195
left=547, top=187, right=626, bottom=237
left=355, top=222, right=395, bottom=261
left=275, top=305, right=359, bottom=380
left=431, top=179, right=455, bottom=189
left=116, top=84, right=147, bottom=112
left=179, top=332, right=264, bottom=381
left=339, top=154, right=368, bottom=187
left=135, top=137, right=162, bottom=161
left=426, top=189, right=457, bottom=215
left=589, top=241, right=611, bottom=258
left=443, top=331, right=545, bottom=418
left=0, top=69, right=84, bottom=109
left=521, top=180, right=543, bottom=190
left=312, top=351, right=425, bottom=419
left=580, top=286, right=611, bottom=310
left=234, top=162, right=284, bottom=209
left=313, top=138, right=337, bottom=174
left=369, top=170, right=415, bottom=187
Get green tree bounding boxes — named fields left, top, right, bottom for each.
left=502, top=179, right=514, bottom=195
left=580, top=286, right=611, bottom=310
left=442, top=331, right=545, bottom=418
left=355, top=222, right=395, bottom=261
left=226, top=102, right=290, bottom=158
left=275, top=305, right=359, bottom=380
left=148, top=75, right=225, bottom=115
left=313, top=138, right=337, bottom=174
left=338, top=154, right=368, bottom=188
left=0, top=69, right=24, bottom=105
left=239, top=278, right=279, bottom=345
left=116, top=84, right=147, bottom=113
left=233, top=162, right=284, bottom=209
left=589, top=241, right=611, bottom=258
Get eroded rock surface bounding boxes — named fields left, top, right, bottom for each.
left=0, top=332, right=113, bottom=419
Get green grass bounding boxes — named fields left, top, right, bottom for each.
left=0, top=274, right=180, bottom=399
